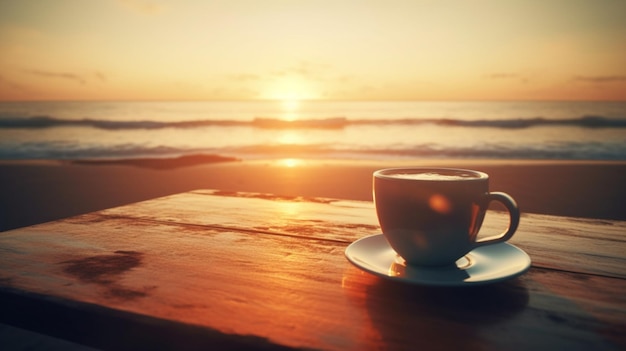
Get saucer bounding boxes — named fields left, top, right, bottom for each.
left=345, top=234, right=531, bottom=286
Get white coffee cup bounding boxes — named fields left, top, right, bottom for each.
left=374, top=167, right=520, bottom=266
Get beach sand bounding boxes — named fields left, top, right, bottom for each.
left=1, top=158, right=624, bottom=232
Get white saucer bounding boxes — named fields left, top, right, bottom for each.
left=345, top=234, right=531, bottom=286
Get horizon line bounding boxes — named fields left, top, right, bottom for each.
left=1, top=98, right=626, bottom=103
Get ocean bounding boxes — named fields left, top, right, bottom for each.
left=0, top=100, right=625, bottom=161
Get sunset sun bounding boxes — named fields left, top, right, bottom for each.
left=279, top=98, right=300, bottom=121
left=261, top=75, right=321, bottom=102
left=281, top=99, right=300, bottom=111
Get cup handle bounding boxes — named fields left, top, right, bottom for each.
left=474, top=192, right=520, bottom=248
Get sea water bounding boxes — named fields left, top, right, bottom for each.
left=0, top=100, right=624, bottom=161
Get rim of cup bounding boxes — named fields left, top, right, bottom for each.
left=374, top=167, right=489, bottom=181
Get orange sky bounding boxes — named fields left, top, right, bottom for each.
left=0, top=0, right=625, bottom=101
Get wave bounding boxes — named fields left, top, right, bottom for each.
left=0, top=143, right=219, bottom=160
left=1, top=115, right=625, bottom=130
left=2, top=141, right=624, bottom=161
left=0, top=115, right=249, bottom=129
left=223, top=142, right=626, bottom=160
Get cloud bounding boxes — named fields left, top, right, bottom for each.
left=208, top=86, right=258, bottom=100
left=95, top=71, right=107, bottom=82
left=484, top=73, right=529, bottom=84
left=21, top=69, right=107, bottom=85
left=573, top=75, right=626, bottom=83
left=0, top=75, right=29, bottom=92
left=485, top=73, right=519, bottom=79
left=271, top=61, right=332, bottom=80
left=337, top=75, right=354, bottom=83
left=290, top=61, right=331, bottom=77
left=23, top=69, right=86, bottom=84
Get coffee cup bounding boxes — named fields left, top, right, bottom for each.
left=373, top=167, right=519, bottom=266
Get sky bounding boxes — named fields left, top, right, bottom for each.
left=0, top=0, right=625, bottom=101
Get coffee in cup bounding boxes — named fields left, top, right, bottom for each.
left=373, top=168, right=519, bottom=266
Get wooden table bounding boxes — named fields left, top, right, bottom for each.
left=0, top=190, right=624, bottom=350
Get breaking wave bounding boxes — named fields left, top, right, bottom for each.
left=2, top=141, right=624, bottom=161
left=1, top=115, right=625, bottom=130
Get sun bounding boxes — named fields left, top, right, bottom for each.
left=279, top=158, right=303, bottom=168
left=260, top=76, right=322, bottom=120
left=261, top=76, right=320, bottom=101
left=279, top=98, right=301, bottom=121
left=281, top=99, right=300, bottom=111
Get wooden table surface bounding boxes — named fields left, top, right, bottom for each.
left=0, top=189, right=624, bottom=350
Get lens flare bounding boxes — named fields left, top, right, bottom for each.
left=429, top=194, right=452, bottom=214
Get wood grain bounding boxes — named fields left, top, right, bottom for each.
left=98, top=189, right=626, bottom=278
left=1, top=190, right=624, bottom=350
